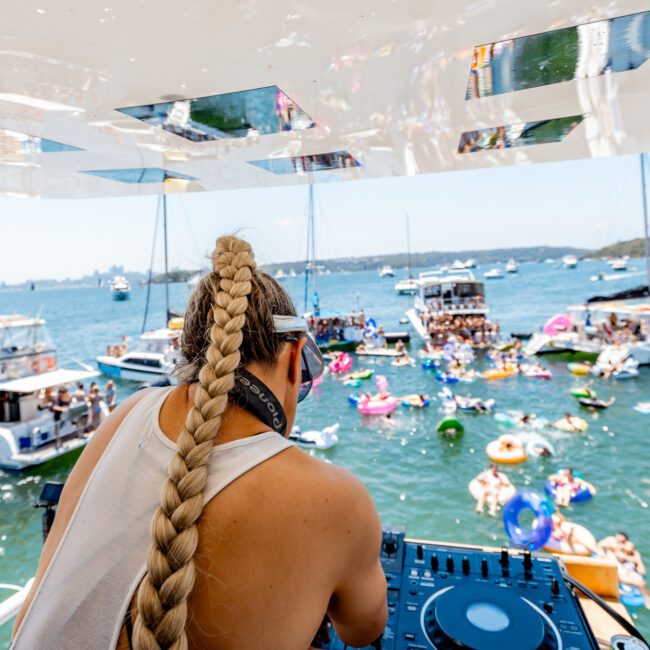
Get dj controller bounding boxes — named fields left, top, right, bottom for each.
left=325, top=526, right=601, bottom=650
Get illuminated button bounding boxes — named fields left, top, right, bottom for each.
left=409, top=569, right=418, bottom=578
left=423, top=570, right=432, bottom=579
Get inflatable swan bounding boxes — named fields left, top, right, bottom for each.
left=290, top=423, right=340, bottom=450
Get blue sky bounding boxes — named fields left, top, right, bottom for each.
left=0, top=153, right=647, bottom=283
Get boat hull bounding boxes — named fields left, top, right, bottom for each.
left=112, top=291, right=130, bottom=301
left=97, top=359, right=175, bottom=383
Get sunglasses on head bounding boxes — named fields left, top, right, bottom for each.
left=274, top=315, right=325, bottom=403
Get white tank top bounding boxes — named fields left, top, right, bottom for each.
left=12, top=387, right=294, bottom=649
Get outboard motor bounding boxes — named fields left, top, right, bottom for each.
left=33, top=481, right=64, bottom=543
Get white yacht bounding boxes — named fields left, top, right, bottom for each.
left=524, top=300, right=650, bottom=365
left=505, top=259, right=518, bottom=273
left=96, top=325, right=181, bottom=383
left=562, top=255, right=578, bottom=269
left=0, top=368, right=101, bottom=471
left=406, top=269, right=490, bottom=341
left=110, top=276, right=130, bottom=300
left=483, top=268, right=504, bottom=279
left=0, top=315, right=101, bottom=471
left=394, top=277, right=420, bottom=295
left=274, top=269, right=286, bottom=280
left=379, top=265, right=395, bottom=278
left=1, top=315, right=57, bottom=382
left=450, top=260, right=466, bottom=271
left=609, top=258, right=628, bottom=272
left=464, top=259, right=477, bottom=269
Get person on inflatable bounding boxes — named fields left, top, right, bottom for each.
left=547, top=468, right=596, bottom=507
left=599, top=533, right=650, bottom=609
left=550, top=511, right=598, bottom=555
left=474, top=464, right=513, bottom=517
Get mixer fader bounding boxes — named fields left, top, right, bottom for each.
left=325, top=526, right=599, bottom=650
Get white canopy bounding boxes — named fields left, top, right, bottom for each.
left=0, top=369, right=100, bottom=394
left=2, top=1, right=650, bottom=198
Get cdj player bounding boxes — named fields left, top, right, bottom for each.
left=323, top=526, right=631, bottom=650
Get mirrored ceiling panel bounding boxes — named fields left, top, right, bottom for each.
left=0, top=128, right=82, bottom=155
left=466, top=11, right=650, bottom=99
left=248, top=150, right=360, bottom=174
left=81, top=168, right=197, bottom=183
left=458, top=115, right=584, bottom=153
left=117, top=86, right=315, bottom=142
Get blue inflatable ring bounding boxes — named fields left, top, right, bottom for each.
left=347, top=394, right=360, bottom=406
left=502, top=490, right=553, bottom=550
left=544, top=475, right=592, bottom=504
left=435, top=372, right=460, bottom=384
left=620, top=583, right=646, bottom=608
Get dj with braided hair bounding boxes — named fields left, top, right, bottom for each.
left=12, top=235, right=387, bottom=650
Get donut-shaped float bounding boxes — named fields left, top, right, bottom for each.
left=468, top=479, right=516, bottom=506
left=542, top=522, right=597, bottom=556
left=486, top=434, right=527, bottom=464
left=502, top=490, right=553, bottom=550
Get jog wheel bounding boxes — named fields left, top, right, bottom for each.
left=422, top=584, right=559, bottom=650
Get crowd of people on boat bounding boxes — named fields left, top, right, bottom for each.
left=308, top=312, right=367, bottom=343
left=587, top=311, right=648, bottom=345
left=421, top=312, right=499, bottom=346
left=104, top=335, right=129, bottom=358
left=39, top=380, right=117, bottom=445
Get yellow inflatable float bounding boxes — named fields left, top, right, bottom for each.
left=553, top=416, right=588, bottom=433
left=482, top=367, right=516, bottom=380
left=486, top=434, right=527, bottom=464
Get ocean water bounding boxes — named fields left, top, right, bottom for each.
left=1, top=259, right=649, bottom=645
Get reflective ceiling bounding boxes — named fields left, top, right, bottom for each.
left=1, top=1, right=650, bottom=198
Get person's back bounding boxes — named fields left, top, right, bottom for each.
left=13, top=236, right=387, bottom=650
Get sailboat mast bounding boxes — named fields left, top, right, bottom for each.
left=640, top=153, right=650, bottom=288
left=406, top=213, right=413, bottom=279
left=163, top=193, right=170, bottom=323
left=303, top=186, right=312, bottom=314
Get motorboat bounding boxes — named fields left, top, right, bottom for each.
left=505, top=259, right=518, bottom=273
left=483, top=268, right=504, bottom=279
left=96, top=326, right=181, bottom=383
left=562, top=255, right=578, bottom=269
left=0, top=318, right=97, bottom=459
left=110, top=276, right=130, bottom=300
left=187, top=273, right=202, bottom=288
left=609, top=258, right=628, bottom=272
left=1, top=315, right=57, bottom=383
left=464, top=259, right=477, bottom=269
left=394, top=278, right=420, bottom=295
left=450, top=260, right=466, bottom=271
left=0, top=366, right=100, bottom=471
left=406, top=269, right=492, bottom=342
left=379, top=264, right=395, bottom=278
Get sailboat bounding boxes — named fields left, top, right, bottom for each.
left=394, top=215, right=419, bottom=295
left=95, top=193, right=182, bottom=383
left=302, top=186, right=367, bottom=352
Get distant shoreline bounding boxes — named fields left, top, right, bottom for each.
left=1, top=238, right=646, bottom=290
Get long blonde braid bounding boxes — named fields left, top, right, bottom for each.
left=132, top=235, right=257, bottom=650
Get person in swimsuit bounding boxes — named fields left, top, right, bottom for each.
left=13, top=236, right=387, bottom=650
left=474, top=464, right=512, bottom=517
left=599, top=533, right=650, bottom=608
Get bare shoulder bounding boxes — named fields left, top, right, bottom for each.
left=276, top=448, right=380, bottom=536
